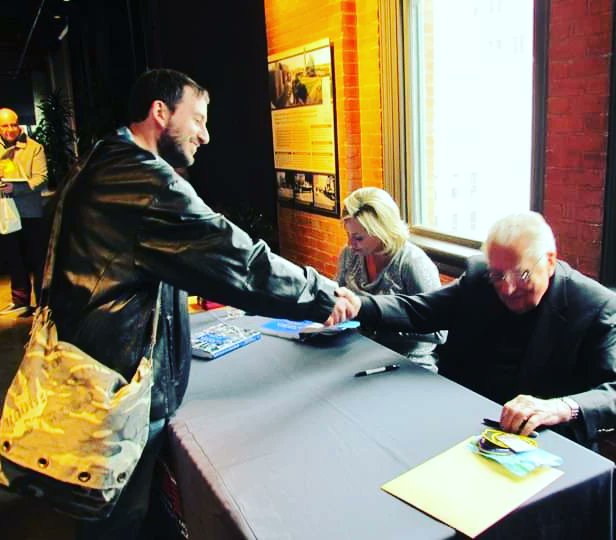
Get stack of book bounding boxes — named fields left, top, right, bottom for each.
left=260, top=318, right=360, bottom=340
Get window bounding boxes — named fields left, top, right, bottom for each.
left=380, top=0, right=548, bottom=256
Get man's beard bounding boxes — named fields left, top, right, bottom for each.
left=158, top=127, right=193, bottom=168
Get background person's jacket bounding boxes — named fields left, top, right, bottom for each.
left=0, top=133, right=47, bottom=218
left=47, top=127, right=338, bottom=421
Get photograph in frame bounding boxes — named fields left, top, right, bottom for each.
left=313, top=174, right=337, bottom=211
left=268, top=39, right=340, bottom=217
left=269, top=47, right=330, bottom=110
left=294, top=172, right=314, bottom=206
left=276, top=170, right=293, bottom=201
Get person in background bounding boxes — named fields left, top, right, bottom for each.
left=336, top=187, right=445, bottom=372
left=46, top=68, right=355, bottom=540
left=0, top=107, right=47, bottom=316
left=336, top=211, right=616, bottom=449
left=292, top=73, right=308, bottom=104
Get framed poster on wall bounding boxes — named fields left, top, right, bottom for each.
left=268, top=38, right=340, bottom=217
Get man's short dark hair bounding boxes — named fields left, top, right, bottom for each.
left=127, top=69, right=209, bottom=123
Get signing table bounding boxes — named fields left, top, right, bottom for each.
left=168, top=312, right=614, bottom=539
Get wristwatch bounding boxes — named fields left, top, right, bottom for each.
left=561, top=396, right=581, bottom=422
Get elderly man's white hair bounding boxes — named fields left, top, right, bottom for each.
left=482, top=211, right=556, bottom=259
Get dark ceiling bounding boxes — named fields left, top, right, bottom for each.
left=0, top=0, right=73, bottom=82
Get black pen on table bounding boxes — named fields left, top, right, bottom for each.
left=354, top=364, right=400, bottom=377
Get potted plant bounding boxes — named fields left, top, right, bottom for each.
left=33, top=91, right=77, bottom=190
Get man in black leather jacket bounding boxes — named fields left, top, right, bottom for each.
left=47, top=69, right=355, bottom=540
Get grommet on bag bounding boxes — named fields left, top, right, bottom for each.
left=117, top=472, right=127, bottom=483
left=37, top=457, right=49, bottom=468
left=2, top=440, right=10, bottom=452
left=78, top=471, right=91, bottom=483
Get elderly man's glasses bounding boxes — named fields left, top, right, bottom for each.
left=487, top=255, right=546, bottom=287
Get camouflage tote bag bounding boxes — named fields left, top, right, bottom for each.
left=0, top=142, right=158, bottom=520
left=0, top=301, right=156, bottom=519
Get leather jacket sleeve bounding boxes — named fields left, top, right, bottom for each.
left=134, top=173, right=338, bottom=323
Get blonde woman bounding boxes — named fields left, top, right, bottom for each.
left=337, top=187, right=446, bottom=371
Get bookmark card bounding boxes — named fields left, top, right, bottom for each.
left=497, top=433, right=537, bottom=453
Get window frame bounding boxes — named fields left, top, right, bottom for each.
left=379, top=0, right=550, bottom=274
left=600, top=12, right=616, bottom=287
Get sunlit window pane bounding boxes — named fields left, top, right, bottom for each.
left=411, top=0, right=534, bottom=242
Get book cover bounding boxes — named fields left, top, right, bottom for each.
left=191, top=323, right=261, bottom=359
left=260, top=318, right=360, bottom=340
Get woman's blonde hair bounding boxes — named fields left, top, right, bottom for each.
left=342, top=187, right=409, bottom=256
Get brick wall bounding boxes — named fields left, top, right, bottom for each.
left=264, top=0, right=382, bottom=278
left=266, top=0, right=614, bottom=279
left=544, top=0, right=613, bottom=277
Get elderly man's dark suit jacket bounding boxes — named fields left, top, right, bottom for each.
left=357, top=256, right=616, bottom=447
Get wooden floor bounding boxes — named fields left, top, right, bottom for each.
left=0, top=276, right=76, bottom=539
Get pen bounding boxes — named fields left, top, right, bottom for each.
left=354, top=364, right=400, bottom=377
left=482, top=418, right=539, bottom=438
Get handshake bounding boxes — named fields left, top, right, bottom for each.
left=325, top=287, right=361, bottom=326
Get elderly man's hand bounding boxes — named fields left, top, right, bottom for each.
left=324, top=287, right=361, bottom=326
left=499, top=394, right=572, bottom=436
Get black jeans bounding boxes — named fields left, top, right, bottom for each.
left=0, top=217, right=45, bottom=306
left=75, top=418, right=168, bottom=540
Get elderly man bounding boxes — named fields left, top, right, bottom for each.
left=337, top=211, right=616, bottom=449
left=0, top=107, right=47, bottom=315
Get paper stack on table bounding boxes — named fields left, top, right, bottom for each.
left=381, top=437, right=563, bottom=538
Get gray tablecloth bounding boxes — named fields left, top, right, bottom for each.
left=169, top=313, right=614, bottom=539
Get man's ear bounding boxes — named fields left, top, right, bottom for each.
left=546, top=251, right=557, bottom=276
left=150, top=100, right=170, bottom=129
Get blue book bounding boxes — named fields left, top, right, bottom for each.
left=260, top=318, right=360, bottom=340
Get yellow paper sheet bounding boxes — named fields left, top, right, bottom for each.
left=381, top=437, right=563, bottom=538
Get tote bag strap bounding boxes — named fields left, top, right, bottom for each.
left=148, top=282, right=163, bottom=359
